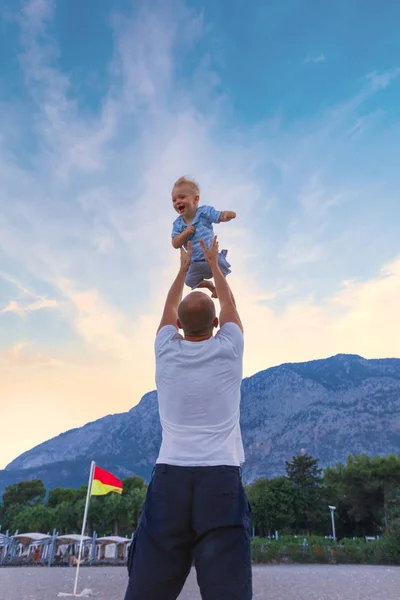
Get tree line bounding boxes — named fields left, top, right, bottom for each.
left=246, top=453, right=400, bottom=539
left=0, top=475, right=146, bottom=538
left=1, top=453, right=400, bottom=541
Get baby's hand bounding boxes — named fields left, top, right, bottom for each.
left=221, top=211, right=236, bottom=222
left=184, top=225, right=195, bottom=237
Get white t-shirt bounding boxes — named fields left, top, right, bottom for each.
left=154, top=322, right=245, bottom=467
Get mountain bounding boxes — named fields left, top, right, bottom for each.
left=1, top=354, right=400, bottom=495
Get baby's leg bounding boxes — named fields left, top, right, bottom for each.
left=197, top=251, right=231, bottom=298
left=185, top=263, right=207, bottom=290
left=186, top=263, right=217, bottom=297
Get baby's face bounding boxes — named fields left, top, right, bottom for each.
left=172, top=184, right=199, bottom=219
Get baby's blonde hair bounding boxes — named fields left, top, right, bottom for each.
left=172, top=176, right=200, bottom=196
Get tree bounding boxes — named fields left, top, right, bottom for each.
left=246, top=476, right=294, bottom=537
left=285, top=454, right=324, bottom=534
left=386, top=489, right=400, bottom=534
left=103, top=493, right=129, bottom=536
left=126, top=488, right=147, bottom=532
left=10, top=504, right=55, bottom=533
left=122, top=476, right=146, bottom=495
left=53, top=502, right=80, bottom=535
left=246, top=478, right=272, bottom=537
left=0, top=502, right=5, bottom=529
left=2, top=480, right=46, bottom=509
left=286, top=454, right=323, bottom=487
left=47, top=487, right=81, bottom=508
left=324, top=454, right=400, bottom=538
left=268, top=476, right=296, bottom=532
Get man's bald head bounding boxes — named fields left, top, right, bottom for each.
left=177, top=292, right=218, bottom=337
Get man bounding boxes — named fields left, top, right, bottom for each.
left=124, top=236, right=252, bottom=600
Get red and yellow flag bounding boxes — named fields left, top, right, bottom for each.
left=91, top=466, right=123, bottom=496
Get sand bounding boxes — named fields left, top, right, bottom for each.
left=0, top=564, right=399, bottom=600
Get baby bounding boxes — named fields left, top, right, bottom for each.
left=171, top=176, right=236, bottom=297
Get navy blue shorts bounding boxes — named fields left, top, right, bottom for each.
left=124, top=464, right=252, bottom=600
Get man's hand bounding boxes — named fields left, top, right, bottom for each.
left=220, top=211, right=236, bottom=222
left=180, top=241, right=192, bottom=273
left=200, top=236, right=219, bottom=268
left=201, top=237, right=243, bottom=333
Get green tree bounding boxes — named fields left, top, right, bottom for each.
left=247, top=476, right=294, bottom=536
left=268, top=476, right=296, bottom=532
left=2, top=480, right=46, bottom=509
left=10, top=504, right=55, bottom=533
left=246, top=478, right=271, bottom=536
left=285, top=453, right=324, bottom=534
left=123, top=476, right=146, bottom=494
left=47, top=487, right=80, bottom=508
left=386, top=489, right=400, bottom=534
left=324, top=454, right=400, bottom=538
left=0, top=502, right=5, bottom=530
left=126, top=487, right=147, bottom=532
left=53, top=501, right=79, bottom=535
left=103, top=493, right=129, bottom=536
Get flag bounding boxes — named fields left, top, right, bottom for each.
left=91, top=466, right=123, bottom=496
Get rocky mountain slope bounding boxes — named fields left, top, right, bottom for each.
left=1, top=354, right=399, bottom=494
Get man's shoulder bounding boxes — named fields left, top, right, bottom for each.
left=217, top=322, right=244, bottom=337
left=156, top=324, right=181, bottom=339
left=215, top=322, right=244, bottom=352
left=155, top=325, right=182, bottom=354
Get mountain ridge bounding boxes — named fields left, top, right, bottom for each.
left=1, top=353, right=400, bottom=494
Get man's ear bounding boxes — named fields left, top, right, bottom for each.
left=177, top=319, right=182, bottom=330
left=213, top=317, right=219, bottom=329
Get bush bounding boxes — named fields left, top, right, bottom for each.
left=334, top=544, right=364, bottom=564
left=286, top=544, right=313, bottom=563
left=250, top=538, right=333, bottom=564
left=330, top=536, right=400, bottom=566
left=251, top=538, right=273, bottom=563
left=377, top=533, right=400, bottom=564
left=251, top=534, right=400, bottom=566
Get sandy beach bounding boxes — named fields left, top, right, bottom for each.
left=0, top=564, right=399, bottom=600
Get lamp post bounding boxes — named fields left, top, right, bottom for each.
left=329, top=505, right=336, bottom=541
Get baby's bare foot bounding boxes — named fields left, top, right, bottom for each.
left=197, top=280, right=217, bottom=298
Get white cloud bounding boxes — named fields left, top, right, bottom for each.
left=0, top=340, right=64, bottom=369
left=0, top=0, right=397, bottom=338
left=17, top=0, right=116, bottom=180
left=303, top=54, right=326, bottom=64
left=366, top=68, right=400, bottom=90
left=0, top=298, right=58, bottom=315
left=0, top=271, right=59, bottom=316
left=0, top=0, right=399, bottom=467
left=0, top=271, right=40, bottom=299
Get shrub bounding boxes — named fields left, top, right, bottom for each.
left=250, top=535, right=400, bottom=566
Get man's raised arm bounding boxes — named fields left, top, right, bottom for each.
left=157, top=242, right=192, bottom=333
left=199, top=237, right=243, bottom=333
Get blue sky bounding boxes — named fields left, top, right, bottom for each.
left=0, top=0, right=399, bottom=468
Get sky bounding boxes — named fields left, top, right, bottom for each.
left=0, top=0, right=399, bottom=470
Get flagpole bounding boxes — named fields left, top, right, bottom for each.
left=73, top=461, right=95, bottom=597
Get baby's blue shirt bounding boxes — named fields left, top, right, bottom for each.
left=171, top=205, right=221, bottom=261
